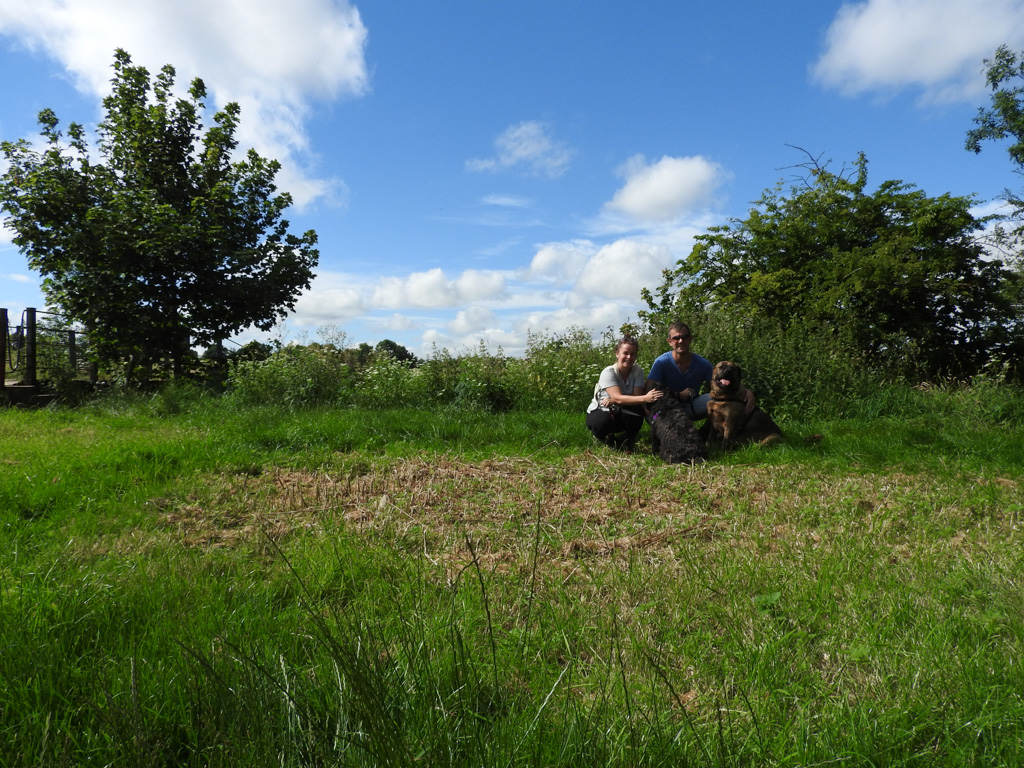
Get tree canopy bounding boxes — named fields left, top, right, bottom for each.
left=967, top=45, right=1024, bottom=172
left=374, top=339, right=418, bottom=365
left=967, top=45, right=1024, bottom=260
left=641, top=153, right=1023, bottom=379
left=1, top=49, right=319, bottom=379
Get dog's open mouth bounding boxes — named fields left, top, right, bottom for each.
left=716, top=378, right=731, bottom=387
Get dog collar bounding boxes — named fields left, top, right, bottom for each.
left=709, top=394, right=746, bottom=403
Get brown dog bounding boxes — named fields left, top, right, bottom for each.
left=705, top=361, right=782, bottom=447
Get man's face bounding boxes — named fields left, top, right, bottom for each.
left=668, top=329, right=692, bottom=354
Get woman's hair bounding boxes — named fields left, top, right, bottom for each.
left=615, top=336, right=639, bottom=352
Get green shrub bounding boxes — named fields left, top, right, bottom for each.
left=643, top=311, right=874, bottom=420
left=450, top=344, right=516, bottom=412
left=908, top=361, right=1024, bottom=428
left=412, top=344, right=517, bottom=412
left=353, top=355, right=419, bottom=409
left=227, top=344, right=353, bottom=408
left=508, top=327, right=607, bottom=412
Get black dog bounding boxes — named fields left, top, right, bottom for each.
left=647, top=386, right=707, bottom=464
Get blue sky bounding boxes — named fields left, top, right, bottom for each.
left=2, top=0, right=1023, bottom=356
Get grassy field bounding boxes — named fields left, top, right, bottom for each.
left=1, top=389, right=1022, bottom=766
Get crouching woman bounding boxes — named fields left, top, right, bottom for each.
left=586, top=336, right=663, bottom=452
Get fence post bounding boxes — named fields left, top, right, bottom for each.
left=1, top=308, right=7, bottom=392
left=25, top=307, right=37, bottom=386
left=68, top=329, right=77, bottom=373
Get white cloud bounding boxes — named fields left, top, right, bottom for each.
left=604, top=155, right=729, bottom=222
left=370, top=267, right=506, bottom=309
left=466, top=121, right=575, bottom=178
left=476, top=237, right=525, bottom=258
left=813, top=0, right=1024, bottom=102
left=293, top=285, right=366, bottom=323
left=574, top=239, right=675, bottom=301
left=447, top=306, right=498, bottom=335
left=524, top=240, right=595, bottom=282
left=378, top=313, right=420, bottom=332
left=970, top=199, right=1023, bottom=262
left=516, top=302, right=640, bottom=341
left=972, top=199, right=1014, bottom=219
left=0, top=0, right=369, bottom=207
left=482, top=194, right=533, bottom=208
left=421, top=327, right=451, bottom=348
left=290, top=266, right=509, bottom=331
left=284, top=253, right=669, bottom=357
left=427, top=325, right=523, bottom=355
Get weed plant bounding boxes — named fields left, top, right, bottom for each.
left=225, top=328, right=613, bottom=414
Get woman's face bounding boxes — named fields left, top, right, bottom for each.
left=615, top=343, right=638, bottom=371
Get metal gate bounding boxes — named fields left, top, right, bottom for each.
left=2, top=307, right=92, bottom=390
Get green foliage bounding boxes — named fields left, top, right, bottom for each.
left=352, top=353, right=421, bottom=409
left=417, top=342, right=517, bottom=412
left=665, top=311, right=874, bottom=421
left=966, top=44, right=1024, bottom=323
left=967, top=44, right=1024, bottom=171
left=642, top=152, right=1024, bottom=380
left=374, top=338, right=419, bottom=365
left=224, top=329, right=613, bottom=415
left=913, top=360, right=1024, bottom=428
left=221, top=321, right=871, bottom=420
left=227, top=343, right=353, bottom=408
left=0, top=49, right=318, bottom=381
left=508, top=327, right=608, bottom=412
left=226, top=340, right=275, bottom=363
left=219, top=317, right=1022, bottom=425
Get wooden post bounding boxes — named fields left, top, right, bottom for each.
left=68, top=329, right=77, bottom=374
left=25, top=307, right=37, bottom=386
left=1, top=308, right=7, bottom=392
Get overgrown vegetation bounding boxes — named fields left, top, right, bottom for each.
left=640, top=150, right=1024, bottom=381
left=2, top=379, right=1022, bottom=766
left=226, top=328, right=609, bottom=415
left=220, top=322, right=884, bottom=422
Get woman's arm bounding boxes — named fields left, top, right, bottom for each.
left=603, top=384, right=662, bottom=406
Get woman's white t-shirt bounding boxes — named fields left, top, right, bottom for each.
left=587, top=364, right=646, bottom=413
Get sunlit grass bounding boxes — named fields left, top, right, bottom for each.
left=1, top=388, right=1023, bottom=766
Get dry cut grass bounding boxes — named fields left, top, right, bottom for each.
left=153, top=449, right=1023, bottom=588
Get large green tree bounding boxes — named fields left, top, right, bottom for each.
left=1, top=49, right=319, bottom=379
left=641, top=153, right=1022, bottom=378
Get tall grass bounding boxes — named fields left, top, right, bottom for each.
left=225, top=328, right=611, bottom=414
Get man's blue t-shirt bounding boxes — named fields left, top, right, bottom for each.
left=646, top=351, right=713, bottom=396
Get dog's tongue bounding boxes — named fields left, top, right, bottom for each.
left=719, top=379, right=730, bottom=387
